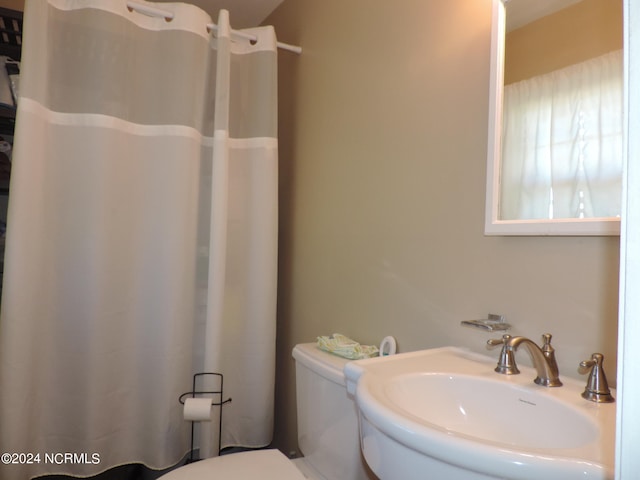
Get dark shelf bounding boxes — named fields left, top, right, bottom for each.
left=0, top=7, right=22, bottom=61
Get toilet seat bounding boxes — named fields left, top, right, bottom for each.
left=159, top=449, right=307, bottom=479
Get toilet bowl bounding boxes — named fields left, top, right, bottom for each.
left=159, top=343, right=372, bottom=479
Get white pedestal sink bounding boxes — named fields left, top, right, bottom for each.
left=344, top=347, right=615, bottom=480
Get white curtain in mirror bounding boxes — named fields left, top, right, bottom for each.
left=500, top=49, right=623, bottom=220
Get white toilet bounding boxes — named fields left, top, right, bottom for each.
left=159, top=343, right=373, bottom=479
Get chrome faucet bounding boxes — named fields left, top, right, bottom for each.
left=487, top=333, right=562, bottom=387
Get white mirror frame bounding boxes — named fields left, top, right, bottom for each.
left=484, top=0, right=621, bottom=236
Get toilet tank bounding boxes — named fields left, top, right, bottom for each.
left=292, top=343, right=373, bottom=480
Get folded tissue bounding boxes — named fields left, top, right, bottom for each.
left=317, top=333, right=379, bottom=360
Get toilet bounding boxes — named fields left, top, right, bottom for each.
left=159, top=343, right=373, bottom=479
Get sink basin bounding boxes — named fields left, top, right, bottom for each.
left=344, top=347, right=615, bottom=480
left=387, top=373, right=597, bottom=449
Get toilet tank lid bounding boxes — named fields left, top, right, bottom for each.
left=292, top=343, right=349, bottom=386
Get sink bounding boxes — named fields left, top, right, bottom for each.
left=344, top=347, right=615, bottom=480
left=386, top=373, right=597, bottom=449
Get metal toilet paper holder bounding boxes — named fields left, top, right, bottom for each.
left=179, top=372, right=232, bottom=462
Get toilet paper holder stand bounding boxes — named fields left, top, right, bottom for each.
left=178, top=372, right=232, bottom=462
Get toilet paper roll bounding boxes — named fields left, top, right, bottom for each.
left=183, top=397, right=214, bottom=422
left=379, top=336, right=397, bottom=356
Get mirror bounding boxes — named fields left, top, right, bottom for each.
left=485, top=0, right=623, bottom=235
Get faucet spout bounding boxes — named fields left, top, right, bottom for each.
left=506, top=334, right=562, bottom=387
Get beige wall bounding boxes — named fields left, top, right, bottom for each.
left=505, top=0, right=623, bottom=84
left=267, top=0, right=620, bottom=455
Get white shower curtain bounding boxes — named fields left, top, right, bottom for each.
left=0, top=1, right=278, bottom=478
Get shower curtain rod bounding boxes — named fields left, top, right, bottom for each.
left=126, top=1, right=302, bottom=54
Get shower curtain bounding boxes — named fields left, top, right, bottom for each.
left=0, top=1, right=278, bottom=478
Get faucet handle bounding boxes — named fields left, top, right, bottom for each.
left=487, top=334, right=511, bottom=347
left=487, top=334, right=519, bottom=375
left=540, top=333, right=558, bottom=360
left=579, top=353, right=615, bottom=403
